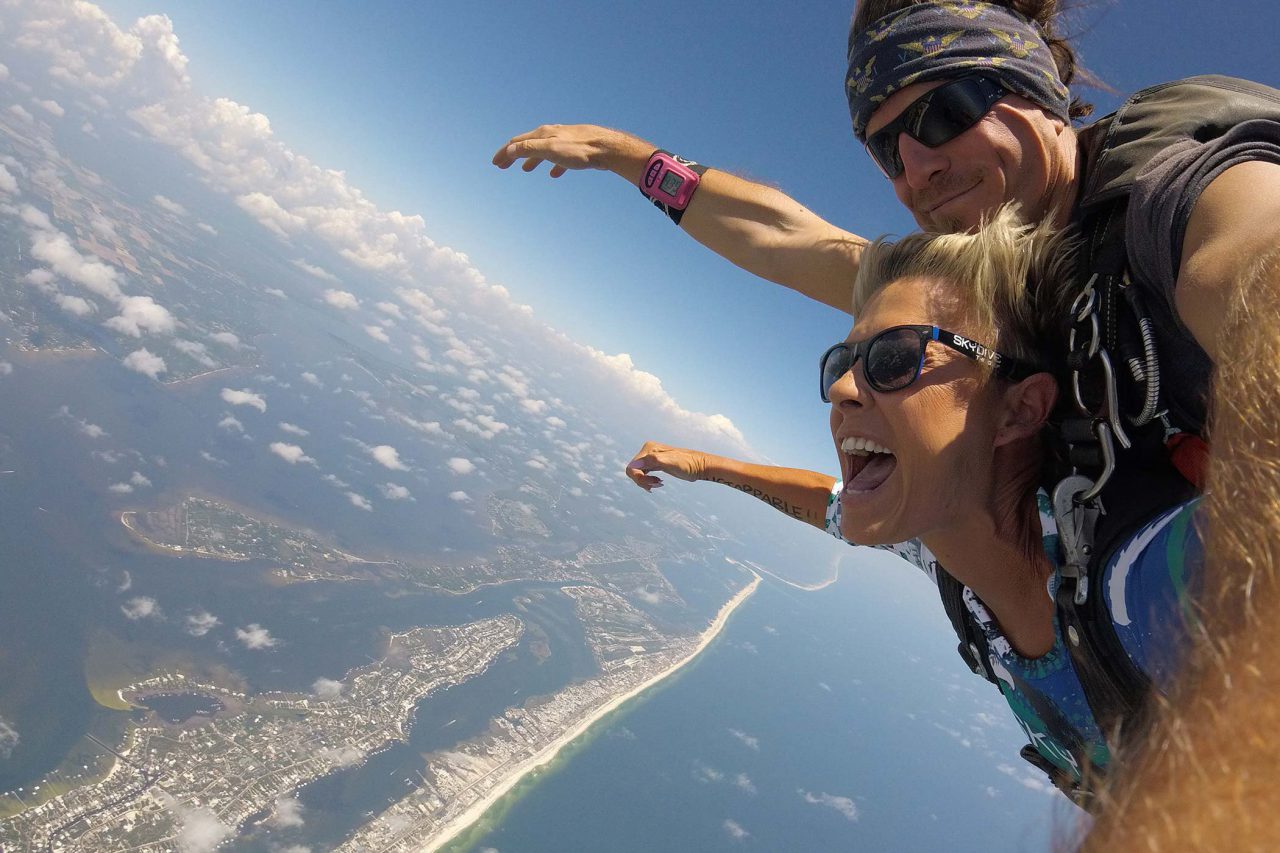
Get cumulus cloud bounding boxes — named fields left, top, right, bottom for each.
left=447, top=457, right=474, bottom=475
left=122, top=348, right=167, bottom=378
left=364, top=324, right=390, bottom=344
left=35, top=98, right=65, bottom=117
left=29, top=225, right=122, bottom=301
left=109, top=482, right=134, bottom=493
left=220, top=387, right=266, bottom=412
left=157, top=792, right=233, bottom=853
left=209, top=331, right=240, bottom=348
left=448, top=490, right=470, bottom=502
left=121, top=596, right=161, bottom=620
left=235, top=623, right=278, bottom=649
left=291, top=258, right=338, bottom=281
left=300, top=371, right=322, bottom=387
left=323, top=289, right=359, bottom=310
left=269, top=442, right=314, bottom=465
left=346, top=491, right=372, bottom=511
left=370, top=444, right=407, bottom=470
left=236, top=191, right=305, bottom=238
left=130, top=471, right=152, bottom=487
left=375, top=301, right=403, bottom=319
left=186, top=611, right=220, bottom=636
left=104, top=295, right=177, bottom=338
left=78, top=421, right=107, bottom=438
left=728, top=729, right=759, bottom=751
left=9, top=104, right=33, bottom=123
left=218, top=414, right=243, bottom=433
left=722, top=819, right=750, bottom=841
left=799, top=790, right=859, bottom=821
left=273, top=795, right=305, bottom=828
left=56, top=293, right=95, bottom=316
left=735, top=773, right=757, bottom=795
left=0, top=715, right=19, bottom=759
left=379, top=483, right=412, bottom=501
left=278, top=421, right=309, bottom=436
left=152, top=194, right=187, bottom=215
left=0, top=165, right=18, bottom=195
left=313, top=678, right=343, bottom=699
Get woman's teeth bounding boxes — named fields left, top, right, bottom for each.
left=841, top=436, right=893, bottom=456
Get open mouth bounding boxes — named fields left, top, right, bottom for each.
left=840, top=436, right=897, bottom=496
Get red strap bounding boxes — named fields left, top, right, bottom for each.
left=1167, top=432, right=1210, bottom=490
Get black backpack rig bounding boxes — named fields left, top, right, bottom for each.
left=930, top=75, right=1280, bottom=805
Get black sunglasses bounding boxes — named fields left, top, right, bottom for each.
left=819, top=324, right=1037, bottom=402
left=863, top=77, right=1007, bottom=179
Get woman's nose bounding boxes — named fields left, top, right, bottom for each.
left=827, top=364, right=867, bottom=407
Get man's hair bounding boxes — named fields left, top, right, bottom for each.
left=850, top=205, right=1077, bottom=372
left=850, top=0, right=1094, bottom=119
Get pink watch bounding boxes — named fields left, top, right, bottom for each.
left=639, top=150, right=706, bottom=223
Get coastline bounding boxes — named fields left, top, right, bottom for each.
left=424, top=573, right=762, bottom=852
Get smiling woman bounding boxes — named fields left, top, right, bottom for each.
left=625, top=207, right=1205, bottom=825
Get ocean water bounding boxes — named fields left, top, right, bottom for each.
left=456, top=551, right=1078, bottom=853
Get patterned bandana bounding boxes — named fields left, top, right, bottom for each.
left=846, top=1, right=1070, bottom=140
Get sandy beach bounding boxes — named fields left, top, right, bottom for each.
left=424, top=572, right=762, bottom=852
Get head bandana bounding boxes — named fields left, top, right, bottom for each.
left=846, top=1, right=1070, bottom=140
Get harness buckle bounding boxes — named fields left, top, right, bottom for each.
left=1052, top=474, right=1102, bottom=606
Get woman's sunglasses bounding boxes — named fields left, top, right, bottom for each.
left=819, top=324, right=1037, bottom=402
left=863, top=76, right=1007, bottom=179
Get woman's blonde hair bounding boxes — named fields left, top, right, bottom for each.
left=851, top=204, right=1078, bottom=371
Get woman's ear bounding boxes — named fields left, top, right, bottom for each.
left=993, top=372, right=1058, bottom=448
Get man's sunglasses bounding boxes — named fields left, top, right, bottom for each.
left=819, top=324, right=1037, bottom=402
left=863, top=76, right=1007, bottom=179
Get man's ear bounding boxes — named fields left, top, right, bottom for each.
left=993, top=372, right=1058, bottom=448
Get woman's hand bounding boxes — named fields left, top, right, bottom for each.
left=625, top=441, right=709, bottom=492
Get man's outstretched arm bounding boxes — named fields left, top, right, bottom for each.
left=493, top=124, right=866, bottom=314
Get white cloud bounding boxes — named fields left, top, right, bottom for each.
left=346, top=491, right=372, bottom=511
left=0, top=165, right=18, bottom=195
left=323, top=289, right=359, bottom=310
left=269, top=442, right=314, bottom=465
left=109, top=482, right=133, bottom=493
left=152, top=194, right=187, bottom=215
left=220, top=387, right=266, bottom=412
left=447, top=457, right=474, bottom=475
left=35, top=98, right=65, bottom=117
left=545, top=416, right=566, bottom=429
left=364, top=324, right=390, bottom=344
left=448, top=490, right=470, bottom=502
left=56, top=293, right=95, bottom=316
left=0, top=715, right=19, bottom=759
left=197, top=221, right=218, bottom=235
left=236, top=191, right=305, bottom=238
left=312, top=678, right=343, bottom=699
left=29, top=226, right=123, bottom=301
left=291, top=258, right=338, bottom=281
left=105, top=295, right=177, bottom=337
left=130, top=471, right=152, bottom=487
left=235, top=623, right=278, bottom=649
left=519, top=398, right=547, bottom=415
left=722, top=819, right=750, bottom=841
left=375, top=301, right=403, bottom=319
left=79, top=421, right=107, bottom=439
left=728, top=729, right=759, bottom=751
left=300, top=371, right=322, bottom=387
left=121, top=596, right=161, bottom=621
left=9, top=104, right=33, bottom=123
left=186, top=611, right=220, bottom=636
left=380, top=483, right=412, bottom=501
left=217, top=415, right=243, bottom=433
left=370, top=444, right=407, bottom=470
left=278, top=421, right=309, bottom=436
left=0, top=362, right=13, bottom=376
left=799, top=789, right=859, bottom=821
left=734, top=773, right=757, bottom=795
left=158, top=792, right=233, bottom=853
left=273, top=795, right=305, bottom=828
left=209, top=331, right=240, bottom=348
left=122, top=348, right=167, bottom=378
left=117, top=571, right=132, bottom=592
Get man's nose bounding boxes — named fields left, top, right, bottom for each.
left=897, top=133, right=948, bottom=190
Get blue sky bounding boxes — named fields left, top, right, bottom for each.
left=97, top=0, right=1280, bottom=473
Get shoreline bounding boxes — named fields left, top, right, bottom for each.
left=726, top=556, right=839, bottom=591
left=424, top=573, right=762, bottom=852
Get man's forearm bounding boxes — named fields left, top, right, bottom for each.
left=1083, top=249, right=1280, bottom=850
left=699, top=455, right=835, bottom=530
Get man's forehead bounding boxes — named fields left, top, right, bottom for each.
left=863, top=78, right=950, bottom=137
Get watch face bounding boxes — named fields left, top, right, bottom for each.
left=659, top=171, right=684, bottom=196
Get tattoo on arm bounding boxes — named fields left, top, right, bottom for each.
left=709, top=477, right=818, bottom=523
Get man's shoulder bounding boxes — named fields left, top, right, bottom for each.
left=1078, top=75, right=1280, bottom=208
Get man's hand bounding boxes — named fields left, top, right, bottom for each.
left=492, top=124, right=652, bottom=181
left=625, top=441, right=708, bottom=491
